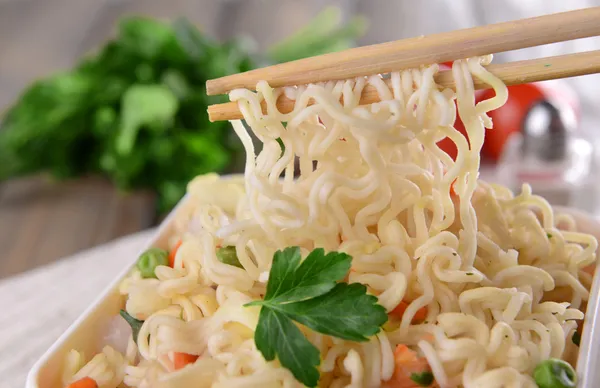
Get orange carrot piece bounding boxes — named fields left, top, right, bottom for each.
left=66, top=377, right=98, bottom=388
left=173, top=352, right=199, bottom=370
left=390, top=301, right=428, bottom=323
left=384, top=345, right=433, bottom=387
left=450, top=178, right=458, bottom=197
left=421, top=333, right=435, bottom=343
left=168, top=240, right=183, bottom=268
left=584, top=264, right=596, bottom=276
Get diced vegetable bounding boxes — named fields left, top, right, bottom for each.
left=216, top=246, right=243, bottom=268
left=136, top=247, right=169, bottom=278
left=572, top=331, right=581, bottom=346
left=66, top=377, right=98, bottom=388
left=410, top=371, right=435, bottom=387
left=276, top=137, right=285, bottom=155
left=173, top=352, right=199, bottom=370
left=389, top=301, right=428, bottom=323
left=533, top=358, right=577, bottom=388
left=119, top=309, right=144, bottom=344
left=169, top=239, right=183, bottom=267
left=385, top=345, right=434, bottom=388
left=450, top=178, right=458, bottom=197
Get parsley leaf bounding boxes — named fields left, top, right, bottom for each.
left=271, top=283, right=387, bottom=341
left=247, top=247, right=387, bottom=387
left=255, top=307, right=320, bottom=385
left=119, top=309, right=144, bottom=344
left=260, top=246, right=352, bottom=304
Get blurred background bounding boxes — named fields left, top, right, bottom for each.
left=1, top=0, right=600, bottom=279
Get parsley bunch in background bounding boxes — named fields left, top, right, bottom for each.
left=0, top=8, right=367, bottom=213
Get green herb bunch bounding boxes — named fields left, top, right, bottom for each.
left=0, top=8, right=367, bottom=213
left=0, top=17, right=251, bottom=212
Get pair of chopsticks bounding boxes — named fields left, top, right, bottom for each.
left=207, top=7, right=600, bottom=122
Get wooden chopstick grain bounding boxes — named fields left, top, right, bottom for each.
left=206, top=7, right=600, bottom=96
left=207, top=50, right=600, bottom=122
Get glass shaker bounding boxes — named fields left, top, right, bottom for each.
left=495, top=99, right=598, bottom=215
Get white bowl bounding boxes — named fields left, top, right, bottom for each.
left=26, top=197, right=182, bottom=388
left=26, top=203, right=600, bottom=388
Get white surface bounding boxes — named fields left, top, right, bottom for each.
left=0, top=230, right=155, bottom=388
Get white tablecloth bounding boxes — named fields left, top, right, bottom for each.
left=0, top=229, right=156, bottom=388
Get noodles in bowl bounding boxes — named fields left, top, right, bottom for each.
left=61, top=56, right=597, bottom=388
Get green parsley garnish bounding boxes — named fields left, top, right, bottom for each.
left=276, top=137, right=285, bottom=155
left=119, top=309, right=144, bottom=344
left=410, top=371, right=435, bottom=386
left=216, top=246, right=243, bottom=268
left=246, top=246, right=388, bottom=387
left=547, top=233, right=553, bottom=238
left=572, top=331, right=581, bottom=346
left=466, top=272, right=474, bottom=275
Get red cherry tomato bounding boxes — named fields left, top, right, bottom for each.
left=435, top=60, right=579, bottom=162
left=478, top=83, right=545, bottom=161
left=480, top=82, right=578, bottom=161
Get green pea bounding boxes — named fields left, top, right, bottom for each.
left=533, top=359, right=577, bottom=388
left=136, top=247, right=169, bottom=278
left=216, top=246, right=243, bottom=268
left=410, top=371, right=434, bottom=387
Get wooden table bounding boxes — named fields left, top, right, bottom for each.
left=0, top=177, right=156, bottom=279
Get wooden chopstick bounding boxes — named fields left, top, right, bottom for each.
left=207, top=50, right=600, bottom=122
left=206, top=7, right=600, bottom=96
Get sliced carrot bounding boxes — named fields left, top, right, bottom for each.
left=168, top=240, right=183, bottom=268
left=66, top=377, right=98, bottom=388
left=390, top=301, right=428, bottom=323
left=384, top=345, right=433, bottom=387
left=450, top=178, right=458, bottom=197
left=173, top=352, right=199, bottom=370
left=421, top=333, right=435, bottom=343
left=394, top=344, right=419, bottom=363
left=442, top=167, right=457, bottom=197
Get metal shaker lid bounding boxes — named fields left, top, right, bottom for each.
left=521, top=99, right=574, bottom=162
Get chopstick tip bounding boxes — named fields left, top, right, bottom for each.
left=206, top=79, right=222, bottom=96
